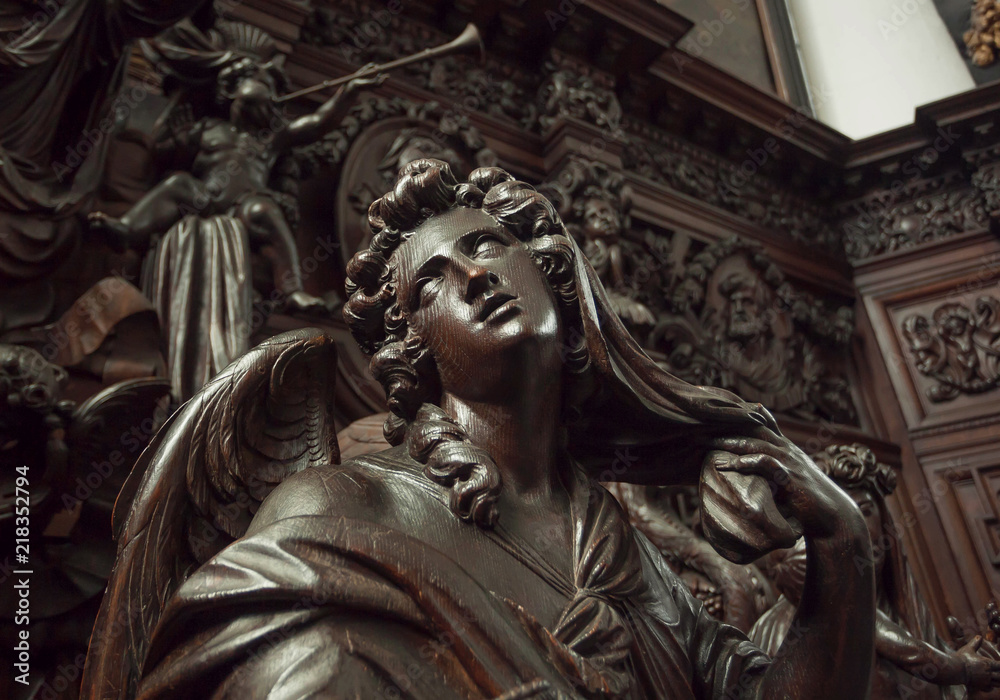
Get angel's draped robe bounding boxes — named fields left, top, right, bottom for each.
left=135, top=447, right=771, bottom=699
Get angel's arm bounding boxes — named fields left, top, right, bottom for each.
left=877, top=611, right=1000, bottom=690
left=876, top=610, right=965, bottom=681
left=276, top=72, right=386, bottom=150
left=709, top=432, right=876, bottom=699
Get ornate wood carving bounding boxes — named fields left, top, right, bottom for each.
left=901, top=295, right=1000, bottom=402
left=839, top=175, right=989, bottom=261
left=968, top=144, right=1000, bottom=215
left=539, top=156, right=655, bottom=327
left=609, top=482, right=776, bottom=634
left=81, top=162, right=884, bottom=700
left=537, top=52, right=623, bottom=133
left=1, top=344, right=170, bottom=696
left=965, top=0, right=1000, bottom=67
left=649, top=236, right=858, bottom=424
left=302, top=1, right=539, bottom=128
left=622, top=122, right=840, bottom=251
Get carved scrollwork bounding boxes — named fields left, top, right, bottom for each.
left=537, top=53, right=623, bottom=134
left=972, top=161, right=1000, bottom=213
left=623, top=126, right=839, bottom=251
left=650, top=236, right=858, bottom=424
left=839, top=181, right=989, bottom=260
left=901, top=296, right=1000, bottom=402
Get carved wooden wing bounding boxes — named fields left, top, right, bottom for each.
left=81, top=328, right=340, bottom=700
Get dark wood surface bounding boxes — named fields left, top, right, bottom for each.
left=2, top=0, right=1000, bottom=697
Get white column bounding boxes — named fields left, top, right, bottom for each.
left=786, top=0, right=975, bottom=139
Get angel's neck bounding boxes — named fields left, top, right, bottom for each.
left=442, top=384, right=562, bottom=502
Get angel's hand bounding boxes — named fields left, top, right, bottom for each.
left=960, top=637, right=1000, bottom=691
left=710, top=429, right=863, bottom=540
left=345, top=64, right=388, bottom=92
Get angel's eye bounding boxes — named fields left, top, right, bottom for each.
left=415, top=274, right=442, bottom=301
left=471, top=234, right=507, bottom=259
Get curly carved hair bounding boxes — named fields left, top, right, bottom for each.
left=811, top=443, right=897, bottom=498
left=344, top=159, right=589, bottom=527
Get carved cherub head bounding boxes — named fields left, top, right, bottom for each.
left=579, top=195, right=622, bottom=242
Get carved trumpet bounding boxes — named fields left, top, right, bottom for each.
left=274, top=22, right=485, bottom=103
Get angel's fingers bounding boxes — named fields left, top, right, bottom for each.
left=747, top=425, right=788, bottom=447
left=716, top=453, right=785, bottom=480
left=711, top=436, right=785, bottom=459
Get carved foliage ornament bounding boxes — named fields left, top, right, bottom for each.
left=972, top=161, right=1000, bottom=214
left=965, top=0, right=1000, bottom=67
left=839, top=180, right=989, bottom=260
left=902, top=295, right=1000, bottom=402
left=622, top=128, right=839, bottom=251
left=811, top=443, right=897, bottom=497
left=537, top=53, right=623, bottom=134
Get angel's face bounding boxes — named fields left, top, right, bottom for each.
left=392, top=207, right=562, bottom=402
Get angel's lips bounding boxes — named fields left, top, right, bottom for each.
left=478, top=293, right=518, bottom=322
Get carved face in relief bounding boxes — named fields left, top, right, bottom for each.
left=392, top=207, right=562, bottom=402
left=581, top=198, right=621, bottom=241
left=219, top=58, right=281, bottom=127
left=901, top=315, right=937, bottom=372
left=720, top=274, right=768, bottom=341
left=933, top=304, right=975, bottom=349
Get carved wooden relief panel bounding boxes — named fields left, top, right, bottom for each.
left=917, top=444, right=1000, bottom=608
left=874, top=273, right=1000, bottom=431
left=648, top=236, right=858, bottom=424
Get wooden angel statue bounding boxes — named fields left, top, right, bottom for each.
left=85, top=160, right=880, bottom=699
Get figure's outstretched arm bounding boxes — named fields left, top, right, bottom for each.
left=709, top=430, right=876, bottom=699
left=876, top=610, right=1000, bottom=689
left=278, top=70, right=388, bottom=149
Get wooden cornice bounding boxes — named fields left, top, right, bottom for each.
left=583, top=0, right=692, bottom=49
left=647, top=49, right=851, bottom=163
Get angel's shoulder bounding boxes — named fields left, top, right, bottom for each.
left=246, top=445, right=420, bottom=534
